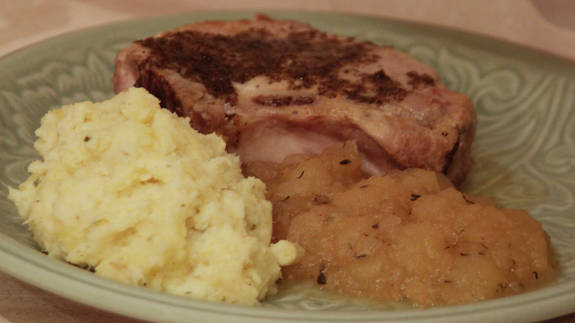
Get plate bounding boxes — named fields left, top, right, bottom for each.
left=1, top=11, right=574, bottom=323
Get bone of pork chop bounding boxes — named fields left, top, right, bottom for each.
left=113, top=15, right=476, bottom=185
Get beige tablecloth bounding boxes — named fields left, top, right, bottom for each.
left=1, top=1, right=574, bottom=322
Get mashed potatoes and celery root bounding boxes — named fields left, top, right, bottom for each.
left=9, top=87, right=301, bottom=305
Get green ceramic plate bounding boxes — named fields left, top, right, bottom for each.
left=1, top=11, right=574, bottom=323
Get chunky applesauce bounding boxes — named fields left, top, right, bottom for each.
left=244, top=142, right=556, bottom=307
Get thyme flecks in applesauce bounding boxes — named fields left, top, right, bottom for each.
left=244, top=142, right=556, bottom=307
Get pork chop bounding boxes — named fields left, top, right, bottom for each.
left=113, top=14, right=476, bottom=185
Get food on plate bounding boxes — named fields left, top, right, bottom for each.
left=113, top=14, right=476, bottom=186
left=6, top=14, right=554, bottom=309
left=8, top=87, right=301, bottom=305
left=110, top=15, right=555, bottom=307
left=244, top=142, right=556, bottom=307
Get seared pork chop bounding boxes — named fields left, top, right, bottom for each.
left=113, top=15, right=476, bottom=185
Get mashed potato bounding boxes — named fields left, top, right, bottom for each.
left=9, top=87, right=301, bottom=305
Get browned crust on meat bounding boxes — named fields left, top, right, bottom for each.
left=134, top=22, right=406, bottom=107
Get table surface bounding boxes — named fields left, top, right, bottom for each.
left=1, top=0, right=574, bottom=322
